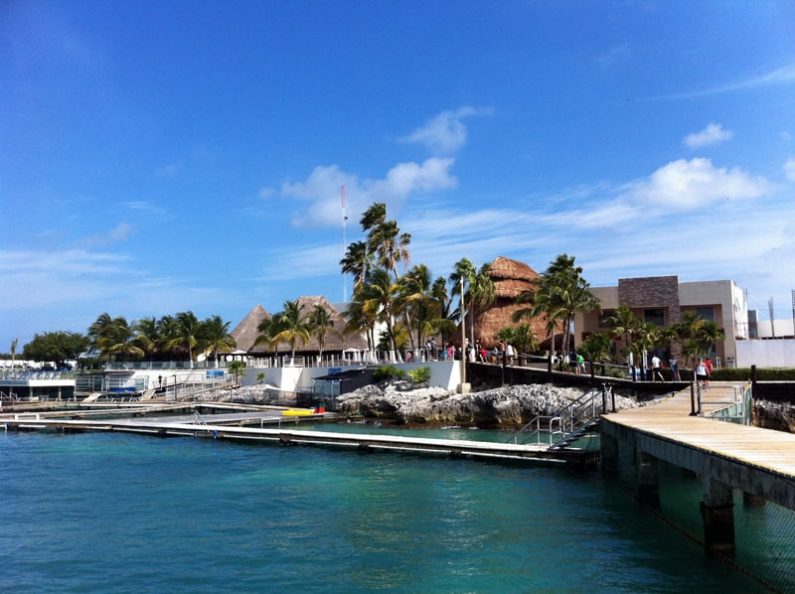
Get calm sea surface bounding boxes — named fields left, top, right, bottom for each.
left=1, top=431, right=766, bottom=593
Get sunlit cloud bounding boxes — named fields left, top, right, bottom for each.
left=400, top=106, right=491, bottom=154
left=280, top=157, right=457, bottom=227
left=684, top=123, right=734, bottom=148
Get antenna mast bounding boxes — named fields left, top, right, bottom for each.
left=341, top=185, right=348, bottom=303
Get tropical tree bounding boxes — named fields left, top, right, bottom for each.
left=497, top=324, right=538, bottom=357
left=340, top=240, right=372, bottom=292
left=201, top=315, right=237, bottom=367
left=133, top=316, right=161, bottom=362
left=10, top=337, right=18, bottom=365
left=672, top=311, right=726, bottom=367
left=358, top=268, right=402, bottom=361
left=450, top=258, right=495, bottom=344
left=167, top=311, right=203, bottom=367
left=428, top=276, right=458, bottom=346
left=268, top=300, right=312, bottom=360
left=227, top=360, right=246, bottom=385
left=23, top=331, right=90, bottom=368
left=398, top=263, right=436, bottom=351
left=88, top=313, right=143, bottom=361
left=343, top=296, right=378, bottom=362
left=578, top=332, right=613, bottom=375
left=307, top=304, right=336, bottom=363
left=606, top=305, right=641, bottom=362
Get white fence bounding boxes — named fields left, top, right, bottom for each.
left=735, top=339, right=795, bottom=368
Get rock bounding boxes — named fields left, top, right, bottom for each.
left=336, top=382, right=644, bottom=426
left=753, top=399, right=795, bottom=433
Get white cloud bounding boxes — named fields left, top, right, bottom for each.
left=784, top=157, right=795, bottom=182
left=280, top=157, right=457, bottom=227
left=78, top=222, right=135, bottom=247
left=625, top=158, right=773, bottom=210
left=645, top=63, right=795, bottom=101
left=400, top=107, right=487, bottom=154
left=122, top=201, right=166, bottom=215
left=684, top=123, right=734, bottom=148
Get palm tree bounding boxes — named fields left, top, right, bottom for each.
left=497, top=324, right=538, bottom=357
left=359, top=268, right=401, bottom=361
left=542, top=254, right=598, bottom=357
left=227, top=360, right=246, bottom=385
left=307, top=304, right=335, bottom=363
left=89, top=313, right=143, bottom=361
left=450, top=259, right=495, bottom=344
left=673, top=311, right=726, bottom=367
left=343, top=296, right=377, bottom=362
left=513, top=275, right=567, bottom=360
left=133, top=316, right=161, bottom=362
left=269, top=300, right=312, bottom=360
left=606, top=305, right=640, bottom=362
left=340, top=240, right=371, bottom=292
left=578, top=332, right=613, bottom=375
left=398, top=264, right=435, bottom=351
left=359, top=202, right=386, bottom=232
left=428, top=276, right=457, bottom=346
left=168, top=311, right=203, bottom=367
left=201, top=315, right=237, bottom=367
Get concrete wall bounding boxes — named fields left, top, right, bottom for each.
left=736, top=339, right=795, bottom=368
left=242, top=361, right=461, bottom=392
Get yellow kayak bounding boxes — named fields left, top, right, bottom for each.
left=282, top=408, right=315, bottom=417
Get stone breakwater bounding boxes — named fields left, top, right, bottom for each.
left=337, top=383, right=643, bottom=426
left=753, top=399, right=795, bottom=433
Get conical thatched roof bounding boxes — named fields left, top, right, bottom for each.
left=230, top=304, right=270, bottom=353
left=465, top=256, right=560, bottom=349
left=247, top=296, right=368, bottom=355
left=489, top=256, right=540, bottom=299
left=293, top=295, right=367, bottom=353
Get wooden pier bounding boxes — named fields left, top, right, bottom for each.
left=601, top=380, right=795, bottom=557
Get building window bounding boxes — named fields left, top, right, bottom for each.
left=694, top=307, right=715, bottom=321
left=644, top=308, right=665, bottom=327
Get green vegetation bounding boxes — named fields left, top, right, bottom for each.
left=373, top=364, right=407, bottom=382
left=256, top=372, right=267, bottom=384
left=497, top=324, right=538, bottom=355
left=407, top=366, right=431, bottom=384
left=514, top=254, right=598, bottom=357
left=227, top=360, right=246, bottom=384
left=22, top=331, right=90, bottom=367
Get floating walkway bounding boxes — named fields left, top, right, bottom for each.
left=2, top=413, right=592, bottom=465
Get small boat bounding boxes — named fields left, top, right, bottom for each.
left=282, top=408, right=315, bottom=417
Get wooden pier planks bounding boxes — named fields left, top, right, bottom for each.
left=604, top=382, right=795, bottom=478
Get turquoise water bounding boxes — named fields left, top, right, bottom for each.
left=1, top=432, right=766, bottom=593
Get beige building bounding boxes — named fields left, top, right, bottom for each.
left=574, top=276, right=747, bottom=368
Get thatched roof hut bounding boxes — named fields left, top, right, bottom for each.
left=230, top=304, right=270, bottom=354
left=231, top=297, right=367, bottom=355
left=468, top=256, right=561, bottom=350
left=291, top=295, right=367, bottom=353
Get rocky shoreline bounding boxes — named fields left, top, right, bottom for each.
left=335, top=382, right=648, bottom=427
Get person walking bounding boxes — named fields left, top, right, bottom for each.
left=704, top=357, right=713, bottom=389
left=695, top=359, right=708, bottom=391
left=669, top=356, right=680, bottom=381
left=651, top=354, right=664, bottom=382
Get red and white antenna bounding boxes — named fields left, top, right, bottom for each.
left=341, top=184, right=348, bottom=302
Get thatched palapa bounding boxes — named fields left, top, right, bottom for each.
left=232, top=297, right=367, bottom=355
left=230, top=304, right=270, bottom=354
left=467, top=256, right=561, bottom=349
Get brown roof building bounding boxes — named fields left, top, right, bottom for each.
left=231, top=297, right=367, bottom=355
left=469, top=256, right=560, bottom=349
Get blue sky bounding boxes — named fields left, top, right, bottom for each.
left=2, top=0, right=795, bottom=348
